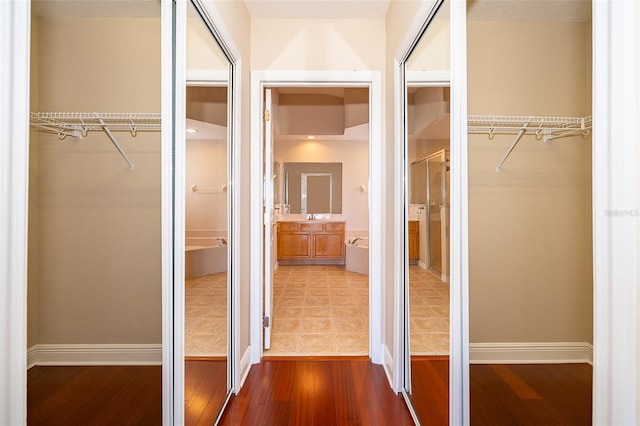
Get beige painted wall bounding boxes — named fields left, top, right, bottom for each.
left=467, top=20, right=593, bottom=344
left=30, top=17, right=162, bottom=344
left=186, top=139, right=228, bottom=232
left=187, top=15, right=229, bottom=71
left=275, top=139, right=370, bottom=233
left=251, top=18, right=385, bottom=70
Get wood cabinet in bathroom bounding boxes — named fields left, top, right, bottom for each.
left=408, top=220, right=419, bottom=263
left=277, top=221, right=345, bottom=265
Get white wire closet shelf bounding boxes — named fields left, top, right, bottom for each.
left=30, top=112, right=162, bottom=171
left=468, top=114, right=592, bottom=172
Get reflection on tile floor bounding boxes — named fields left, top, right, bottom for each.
left=409, top=265, right=450, bottom=355
left=183, top=265, right=449, bottom=357
left=185, top=272, right=227, bottom=357
left=266, top=265, right=369, bottom=356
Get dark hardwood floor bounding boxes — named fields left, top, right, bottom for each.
left=410, top=356, right=449, bottom=425
left=218, top=358, right=415, bottom=426
left=185, top=359, right=228, bottom=425
left=27, top=365, right=162, bottom=425
left=470, top=363, right=592, bottom=425
left=27, top=359, right=592, bottom=426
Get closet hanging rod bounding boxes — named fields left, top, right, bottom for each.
left=30, top=112, right=161, bottom=171
left=468, top=115, right=592, bottom=134
left=467, top=114, right=592, bottom=172
left=30, top=112, right=161, bottom=137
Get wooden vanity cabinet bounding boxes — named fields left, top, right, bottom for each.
left=408, top=220, right=419, bottom=263
left=278, top=221, right=345, bottom=265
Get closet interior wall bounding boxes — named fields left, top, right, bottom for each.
left=28, top=14, right=162, bottom=357
left=467, top=19, right=593, bottom=353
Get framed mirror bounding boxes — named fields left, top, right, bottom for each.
left=281, top=162, right=342, bottom=214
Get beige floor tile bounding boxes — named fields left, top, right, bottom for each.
left=331, top=296, right=359, bottom=306
left=298, top=334, right=335, bottom=353
left=333, top=318, right=366, bottom=333
left=303, top=306, right=331, bottom=318
left=335, top=334, right=368, bottom=353
left=306, top=287, right=330, bottom=296
left=274, top=306, right=304, bottom=318
left=304, top=296, right=331, bottom=306
left=268, top=333, right=299, bottom=353
left=272, top=318, right=301, bottom=334
left=331, top=306, right=359, bottom=318
left=186, top=317, right=226, bottom=334
left=281, top=289, right=306, bottom=297
left=277, top=296, right=304, bottom=307
left=300, top=318, right=333, bottom=333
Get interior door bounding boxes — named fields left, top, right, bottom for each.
left=263, top=88, right=274, bottom=350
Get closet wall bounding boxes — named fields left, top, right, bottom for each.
left=29, top=16, right=162, bottom=348
left=467, top=20, right=593, bottom=348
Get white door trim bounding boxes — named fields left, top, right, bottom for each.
left=592, top=1, right=640, bottom=424
left=250, top=70, right=383, bottom=365
left=0, top=1, right=30, bottom=424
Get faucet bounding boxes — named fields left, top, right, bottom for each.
left=350, top=237, right=362, bottom=246
left=218, top=238, right=227, bottom=246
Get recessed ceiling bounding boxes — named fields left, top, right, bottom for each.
left=243, top=0, right=391, bottom=19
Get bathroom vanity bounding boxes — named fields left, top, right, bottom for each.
left=277, top=221, right=345, bottom=265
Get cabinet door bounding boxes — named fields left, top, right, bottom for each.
left=313, top=233, right=344, bottom=258
left=408, top=220, right=419, bottom=260
left=278, top=232, right=310, bottom=258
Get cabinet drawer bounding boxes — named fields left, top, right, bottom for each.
left=279, top=222, right=298, bottom=231
left=300, top=223, right=323, bottom=231
left=324, top=222, right=344, bottom=231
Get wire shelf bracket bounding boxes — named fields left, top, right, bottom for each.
left=30, top=112, right=162, bottom=171
left=467, top=115, right=592, bottom=172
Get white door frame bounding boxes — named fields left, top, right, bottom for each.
left=250, top=71, right=383, bottom=365
left=592, top=1, right=639, bottom=424
left=0, top=1, right=30, bottom=424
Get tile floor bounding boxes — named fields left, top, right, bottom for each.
left=185, top=272, right=227, bottom=357
left=183, top=264, right=450, bottom=357
left=409, top=265, right=450, bottom=355
left=265, top=265, right=370, bottom=356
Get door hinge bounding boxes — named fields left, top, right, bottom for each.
left=262, top=316, right=270, bottom=328
left=264, top=109, right=271, bottom=122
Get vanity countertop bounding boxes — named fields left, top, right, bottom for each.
left=277, top=219, right=345, bottom=223
left=277, top=214, right=345, bottom=223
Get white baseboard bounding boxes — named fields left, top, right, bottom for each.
left=238, top=346, right=252, bottom=390
left=27, top=344, right=162, bottom=368
left=470, top=342, right=593, bottom=365
left=382, top=344, right=394, bottom=388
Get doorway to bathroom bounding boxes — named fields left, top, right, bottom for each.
left=262, top=86, right=371, bottom=357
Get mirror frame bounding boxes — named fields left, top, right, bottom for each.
left=163, top=0, right=241, bottom=423
left=394, top=0, right=468, bottom=424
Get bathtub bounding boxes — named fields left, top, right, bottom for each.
left=185, top=237, right=228, bottom=278
left=345, top=237, right=369, bottom=275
